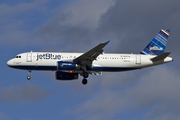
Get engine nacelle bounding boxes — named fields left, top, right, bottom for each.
left=57, top=61, right=77, bottom=70
left=56, top=71, right=78, bottom=80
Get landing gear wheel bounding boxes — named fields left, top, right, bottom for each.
left=83, top=72, right=89, bottom=78
left=27, top=70, right=31, bottom=80
left=82, top=79, right=88, bottom=85
left=27, top=76, right=31, bottom=80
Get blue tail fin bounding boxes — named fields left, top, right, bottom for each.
left=140, top=29, right=170, bottom=55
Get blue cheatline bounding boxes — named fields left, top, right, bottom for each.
left=140, top=29, right=170, bottom=55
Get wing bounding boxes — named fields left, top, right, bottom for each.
left=73, top=41, right=110, bottom=69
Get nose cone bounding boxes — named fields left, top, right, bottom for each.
left=7, top=59, right=13, bottom=67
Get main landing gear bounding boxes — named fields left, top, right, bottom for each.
left=27, top=70, right=31, bottom=80
left=82, top=72, right=89, bottom=85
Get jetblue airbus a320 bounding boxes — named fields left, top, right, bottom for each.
left=7, top=29, right=173, bottom=85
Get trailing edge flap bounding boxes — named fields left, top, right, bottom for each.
left=151, top=52, right=171, bottom=62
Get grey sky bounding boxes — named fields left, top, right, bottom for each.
left=37, top=0, right=180, bottom=54
left=0, top=83, right=52, bottom=103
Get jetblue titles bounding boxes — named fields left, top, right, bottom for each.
left=37, top=53, right=61, bottom=61
left=150, top=46, right=163, bottom=51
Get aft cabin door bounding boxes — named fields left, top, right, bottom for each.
left=27, top=51, right=32, bottom=62
left=136, top=55, right=141, bottom=64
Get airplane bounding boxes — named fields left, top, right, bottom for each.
left=7, top=29, right=173, bottom=85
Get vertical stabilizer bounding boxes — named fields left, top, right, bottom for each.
left=140, top=29, right=170, bottom=55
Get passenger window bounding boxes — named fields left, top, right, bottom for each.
left=16, top=56, right=18, bottom=58
left=19, top=56, right=21, bottom=58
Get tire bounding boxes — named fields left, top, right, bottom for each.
left=83, top=72, right=89, bottom=78
left=27, top=76, right=31, bottom=80
left=82, top=79, right=88, bottom=85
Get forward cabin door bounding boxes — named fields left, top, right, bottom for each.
left=27, top=51, right=32, bottom=62
left=136, top=55, right=141, bottom=64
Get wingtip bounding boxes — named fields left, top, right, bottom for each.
left=105, top=40, right=110, bottom=44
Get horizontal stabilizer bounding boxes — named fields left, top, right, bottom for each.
left=151, top=52, right=171, bottom=62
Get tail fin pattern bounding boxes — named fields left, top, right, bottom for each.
left=140, top=29, right=170, bottom=55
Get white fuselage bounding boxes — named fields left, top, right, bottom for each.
left=7, top=52, right=173, bottom=73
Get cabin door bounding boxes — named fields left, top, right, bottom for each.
left=136, top=55, right=141, bottom=64
left=27, top=51, right=32, bottom=62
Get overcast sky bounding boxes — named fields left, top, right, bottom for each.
left=1, top=0, right=180, bottom=120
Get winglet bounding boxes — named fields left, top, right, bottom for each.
left=105, top=40, right=110, bottom=45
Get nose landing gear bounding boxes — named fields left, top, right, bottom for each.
left=27, top=71, right=31, bottom=80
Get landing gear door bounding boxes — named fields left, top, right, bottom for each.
left=136, top=55, right=141, bottom=64
left=27, top=51, right=32, bottom=62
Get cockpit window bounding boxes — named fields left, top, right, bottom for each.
left=15, top=56, right=21, bottom=58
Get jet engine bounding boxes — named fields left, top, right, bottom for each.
left=57, top=61, right=77, bottom=70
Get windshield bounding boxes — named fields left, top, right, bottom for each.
left=15, top=56, right=21, bottom=58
